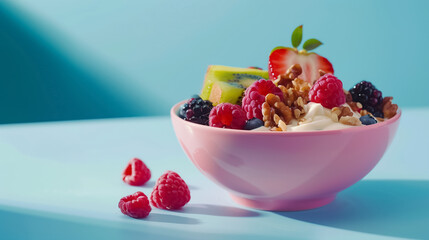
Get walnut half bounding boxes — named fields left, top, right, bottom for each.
left=331, top=106, right=361, bottom=126
left=273, top=64, right=302, bottom=88
left=262, top=93, right=293, bottom=131
left=382, top=96, right=398, bottom=119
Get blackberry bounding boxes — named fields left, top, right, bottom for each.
left=349, top=81, right=384, bottom=118
left=178, top=96, right=213, bottom=125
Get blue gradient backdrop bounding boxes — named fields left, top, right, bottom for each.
left=0, top=0, right=428, bottom=123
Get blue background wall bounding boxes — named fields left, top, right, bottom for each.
left=0, top=0, right=428, bottom=124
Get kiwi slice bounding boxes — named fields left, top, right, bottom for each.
left=201, top=65, right=269, bottom=105
left=208, top=81, right=246, bottom=106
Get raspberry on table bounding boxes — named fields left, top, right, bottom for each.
left=150, top=171, right=191, bottom=210
left=122, top=158, right=151, bottom=186
left=349, top=81, right=384, bottom=118
left=309, top=73, right=346, bottom=109
left=242, top=79, right=283, bottom=120
left=209, top=103, right=247, bottom=129
left=118, top=191, right=151, bottom=218
left=178, top=95, right=213, bottom=125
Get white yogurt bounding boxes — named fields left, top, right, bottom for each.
left=252, top=102, right=363, bottom=132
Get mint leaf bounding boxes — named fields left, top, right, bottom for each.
left=291, top=25, right=303, bottom=48
left=303, top=39, right=323, bottom=51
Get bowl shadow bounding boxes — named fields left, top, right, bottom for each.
left=144, top=213, right=201, bottom=225
left=276, top=179, right=429, bottom=239
left=176, top=204, right=260, bottom=217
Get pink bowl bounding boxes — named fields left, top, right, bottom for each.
left=171, top=101, right=401, bottom=211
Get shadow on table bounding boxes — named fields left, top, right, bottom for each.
left=177, top=204, right=260, bottom=217
left=0, top=207, right=146, bottom=239
left=144, top=213, right=201, bottom=225
left=277, top=180, right=429, bottom=239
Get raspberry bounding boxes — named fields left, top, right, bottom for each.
left=209, top=103, right=247, bottom=129
left=309, top=74, right=346, bottom=109
left=178, top=95, right=213, bottom=125
left=122, top=158, right=151, bottom=186
left=118, top=191, right=151, bottom=218
left=349, top=81, right=384, bottom=118
left=242, top=79, right=283, bottom=120
left=150, top=171, right=190, bottom=210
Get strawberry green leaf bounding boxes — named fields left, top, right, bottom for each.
left=303, top=38, right=323, bottom=51
left=291, top=25, right=303, bottom=48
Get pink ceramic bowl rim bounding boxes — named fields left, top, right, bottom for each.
left=171, top=100, right=401, bottom=136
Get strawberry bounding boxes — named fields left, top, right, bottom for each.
left=268, top=25, right=334, bottom=84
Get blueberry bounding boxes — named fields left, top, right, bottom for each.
left=244, top=118, right=264, bottom=130
left=360, top=115, right=377, bottom=125
left=178, top=103, right=187, bottom=118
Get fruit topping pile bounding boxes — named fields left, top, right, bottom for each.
left=178, top=25, right=398, bottom=131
